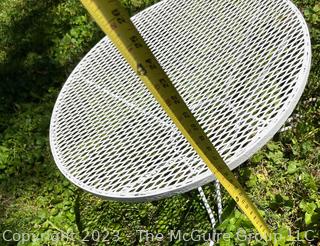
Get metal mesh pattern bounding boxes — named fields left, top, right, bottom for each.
left=50, top=0, right=311, bottom=201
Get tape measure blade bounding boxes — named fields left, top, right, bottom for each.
left=80, top=0, right=271, bottom=241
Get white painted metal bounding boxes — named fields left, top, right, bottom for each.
left=198, top=184, right=220, bottom=246
left=50, top=0, right=311, bottom=201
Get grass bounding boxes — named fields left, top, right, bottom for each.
left=0, top=0, right=319, bottom=245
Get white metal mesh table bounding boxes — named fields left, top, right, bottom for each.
left=50, top=0, right=311, bottom=201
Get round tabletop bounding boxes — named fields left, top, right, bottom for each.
left=50, top=0, right=311, bottom=201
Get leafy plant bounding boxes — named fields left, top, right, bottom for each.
left=0, top=0, right=319, bottom=245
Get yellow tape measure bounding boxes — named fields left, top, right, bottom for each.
left=80, top=0, right=271, bottom=241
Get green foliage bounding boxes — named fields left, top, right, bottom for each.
left=121, top=0, right=160, bottom=14
left=0, top=0, right=103, bottom=118
left=0, top=0, right=319, bottom=245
